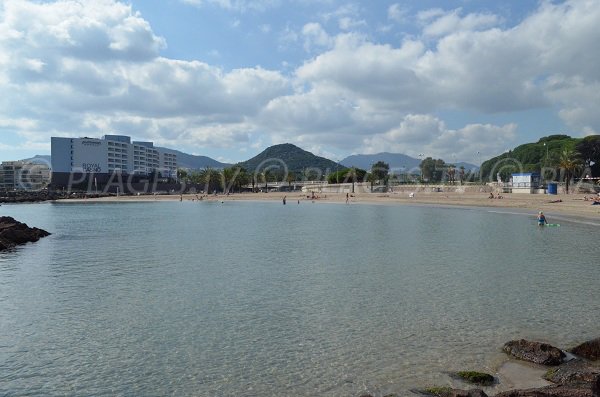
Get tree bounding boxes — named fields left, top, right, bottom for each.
left=286, top=171, right=296, bottom=188
left=419, top=157, right=446, bottom=182
left=198, top=167, right=221, bottom=193
left=235, top=167, right=249, bottom=193
left=367, top=172, right=376, bottom=192
left=327, top=169, right=348, bottom=184
left=177, top=168, right=188, bottom=182
left=371, top=161, right=390, bottom=186
left=557, top=149, right=582, bottom=194
left=221, top=167, right=236, bottom=194
left=576, top=135, right=600, bottom=177
left=344, top=167, right=367, bottom=193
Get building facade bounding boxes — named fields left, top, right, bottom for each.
left=0, top=161, right=51, bottom=191
left=511, top=172, right=541, bottom=194
left=51, top=135, right=178, bottom=187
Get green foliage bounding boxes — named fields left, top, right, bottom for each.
left=177, top=168, right=188, bottom=181
left=455, top=371, right=495, bottom=386
left=189, top=167, right=222, bottom=193
left=576, top=135, right=600, bottom=167
left=544, top=368, right=557, bottom=381
left=371, top=161, right=390, bottom=184
left=236, top=143, right=340, bottom=179
left=419, top=157, right=446, bottom=182
left=327, top=167, right=366, bottom=183
left=557, top=149, right=583, bottom=193
left=481, top=134, right=584, bottom=180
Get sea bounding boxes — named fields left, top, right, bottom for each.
left=1, top=201, right=599, bottom=396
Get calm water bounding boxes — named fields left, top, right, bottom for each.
left=0, top=201, right=599, bottom=396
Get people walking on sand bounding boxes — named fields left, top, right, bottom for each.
left=346, top=192, right=349, bottom=204
left=537, top=211, right=547, bottom=226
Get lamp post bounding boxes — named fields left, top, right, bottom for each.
left=477, top=151, right=481, bottom=182
left=418, top=153, right=424, bottom=182
left=542, top=142, right=548, bottom=181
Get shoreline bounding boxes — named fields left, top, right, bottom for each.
left=53, top=190, right=600, bottom=224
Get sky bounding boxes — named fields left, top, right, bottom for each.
left=1, top=0, right=599, bottom=164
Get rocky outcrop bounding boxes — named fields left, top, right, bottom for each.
left=495, top=377, right=599, bottom=396
left=0, top=217, right=50, bottom=250
left=450, top=371, right=495, bottom=386
left=412, top=387, right=488, bottom=397
left=503, top=340, right=566, bottom=366
left=570, top=338, right=600, bottom=361
left=544, top=359, right=600, bottom=384
left=0, top=191, right=67, bottom=203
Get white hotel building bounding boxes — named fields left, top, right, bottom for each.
left=51, top=135, right=177, bottom=186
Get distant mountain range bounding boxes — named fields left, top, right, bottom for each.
left=21, top=155, right=51, bottom=165
left=159, top=148, right=229, bottom=170
left=340, top=152, right=477, bottom=173
left=24, top=146, right=477, bottom=174
left=236, top=143, right=339, bottom=174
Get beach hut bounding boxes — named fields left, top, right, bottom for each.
left=511, top=173, right=541, bottom=194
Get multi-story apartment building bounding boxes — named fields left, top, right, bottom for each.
left=51, top=135, right=178, bottom=187
left=0, top=161, right=51, bottom=191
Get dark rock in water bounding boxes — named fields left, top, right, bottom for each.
left=450, top=371, right=495, bottom=386
left=544, top=359, right=600, bottom=385
left=503, top=339, right=566, bottom=366
left=0, top=216, right=50, bottom=250
left=444, top=390, right=487, bottom=397
left=414, top=387, right=488, bottom=397
left=570, top=337, right=600, bottom=361
left=495, top=378, right=600, bottom=396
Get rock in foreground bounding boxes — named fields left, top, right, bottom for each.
left=544, top=359, right=600, bottom=385
left=413, top=387, right=488, bottom=397
left=570, top=337, right=600, bottom=361
left=0, top=216, right=50, bottom=250
left=495, top=378, right=599, bottom=396
left=503, top=339, right=566, bottom=366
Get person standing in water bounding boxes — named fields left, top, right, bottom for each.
left=537, top=211, right=547, bottom=226
left=283, top=195, right=286, bottom=205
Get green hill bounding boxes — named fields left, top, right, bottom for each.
left=480, top=134, right=587, bottom=180
left=236, top=143, right=341, bottom=179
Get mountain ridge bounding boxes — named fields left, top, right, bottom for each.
left=236, top=143, right=340, bottom=175
left=340, top=152, right=477, bottom=172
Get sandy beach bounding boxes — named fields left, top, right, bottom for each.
left=62, top=189, right=600, bottom=223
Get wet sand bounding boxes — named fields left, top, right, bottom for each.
left=62, top=190, right=600, bottom=223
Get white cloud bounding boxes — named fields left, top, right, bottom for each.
left=1, top=0, right=600, bottom=162
left=422, top=9, right=500, bottom=37
left=301, top=22, right=333, bottom=52
left=181, top=0, right=281, bottom=13
left=387, top=4, right=406, bottom=23
left=338, top=16, right=366, bottom=31
left=0, top=0, right=289, bottom=155
left=363, top=114, right=517, bottom=163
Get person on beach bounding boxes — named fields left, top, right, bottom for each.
left=283, top=195, right=286, bottom=205
left=346, top=192, right=349, bottom=204
left=537, top=211, right=547, bottom=226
